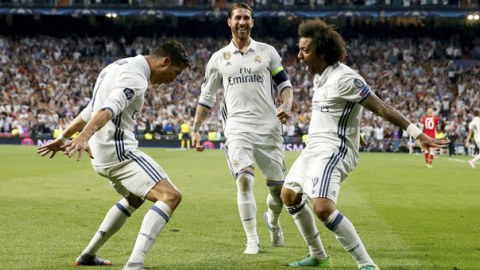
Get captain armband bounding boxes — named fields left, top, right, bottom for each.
left=272, top=67, right=292, bottom=93
left=406, top=123, right=422, bottom=139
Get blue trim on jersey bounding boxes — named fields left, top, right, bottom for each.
left=318, top=153, right=340, bottom=198
left=100, top=107, right=114, bottom=118
left=113, top=113, right=126, bottom=162
left=151, top=205, right=170, bottom=223
left=325, top=212, right=344, bottom=231
left=115, top=202, right=131, bottom=217
left=266, top=181, right=284, bottom=186
left=220, top=96, right=227, bottom=128
left=223, top=144, right=237, bottom=179
left=126, top=152, right=163, bottom=183
left=359, top=85, right=371, bottom=104
left=337, top=101, right=355, bottom=158
left=198, top=102, right=212, bottom=110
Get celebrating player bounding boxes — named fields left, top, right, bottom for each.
left=466, top=110, right=480, bottom=168
left=421, top=108, right=439, bottom=168
left=37, top=41, right=191, bottom=270
left=191, top=2, right=293, bottom=254
left=281, top=18, right=450, bottom=269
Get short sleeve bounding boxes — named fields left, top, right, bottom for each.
left=102, top=70, right=147, bottom=117
left=337, top=72, right=371, bottom=104
left=268, top=45, right=283, bottom=72
left=199, top=53, right=222, bottom=109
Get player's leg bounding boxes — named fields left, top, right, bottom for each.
left=75, top=194, right=143, bottom=266
left=124, top=178, right=181, bottom=270
left=255, top=134, right=286, bottom=247
left=424, top=149, right=429, bottom=166
left=281, top=152, right=331, bottom=267
left=428, top=146, right=435, bottom=167
left=309, top=155, right=377, bottom=269
left=312, top=198, right=376, bottom=268
left=118, top=150, right=182, bottom=270
left=225, top=136, right=259, bottom=254
left=75, top=164, right=144, bottom=266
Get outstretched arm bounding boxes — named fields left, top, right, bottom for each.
left=61, top=109, right=113, bottom=161
left=277, top=87, right=293, bottom=124
left=37, top=114, right=88, bottom=159
left=191, top=104, right=211, bottom=152
left=361, top=92, right=450, bottom=151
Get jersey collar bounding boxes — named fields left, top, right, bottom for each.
left=138, top=54, right=151, bottom=80
left=228, top=38, right=257, bottom=54
left=316, top=62, right=340, bottom=87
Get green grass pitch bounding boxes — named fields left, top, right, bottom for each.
left=0, top=145, right=479, bottom=270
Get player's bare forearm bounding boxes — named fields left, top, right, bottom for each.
left=277, top=87, right=293, bottom=123
left=362, top=93, right=411, bottom=130
left=279, top=87, right=293, bottom=113
left=193, top=105, right=211, bottom=132
left=77, top=109, right=113, bottom=140
left=61, top=114, right=88, bottom=138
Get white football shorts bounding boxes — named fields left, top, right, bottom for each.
left=284, top=147, right=352, bottom=204
left=224, top=132, right=286, bottom=181
left=93, top=149, right=174, bottom=199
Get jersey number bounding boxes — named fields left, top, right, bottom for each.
left=425, top=118, right=435, bottom=130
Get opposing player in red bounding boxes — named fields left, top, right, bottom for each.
left=421, top=108, right=439, bottom=168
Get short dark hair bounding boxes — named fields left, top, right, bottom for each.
left=152, top=40, right=191, bottom=68
left=228, top=2, right=253, bottom=19
left=298, top=18, right=346, bottom=66
left=474, top=110, right=479, bottom=117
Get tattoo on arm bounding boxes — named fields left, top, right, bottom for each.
left=193, top=105, right=211, bottom=132
left=280, top=87, right=293, bottom=112
left=362, top=93, right=411, bottom=130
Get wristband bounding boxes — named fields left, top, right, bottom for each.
left=56, top=133, right=68, bottom=143
left=406, top=123, right=422, bottom=139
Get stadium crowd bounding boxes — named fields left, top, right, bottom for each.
left=0, top=33, right=479, bottom=154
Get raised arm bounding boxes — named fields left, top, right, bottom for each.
left=361, top=92, right=449, bottom=151
left=191, top=104, right=211, bottom=152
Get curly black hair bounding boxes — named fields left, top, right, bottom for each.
left=298, top=18, right=346, bottom=66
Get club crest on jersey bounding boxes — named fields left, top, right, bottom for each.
left=254, top=55, right=262, bottom=64
left=353, top=79, right=365, bottom=89
left=123, top=88, right=134, bottom=100
left=223, top=52, right=231, bottom=60
left=322, top=89, right=328, bottom=100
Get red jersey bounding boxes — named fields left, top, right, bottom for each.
left=422, top=115, right=439, bottom=138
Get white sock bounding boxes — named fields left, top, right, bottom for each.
left=266, top=183, right=284, bottom=227
left=84, top=198, right=136, bottom=256
left=472, top=154, right=480, bottom=162
left=286, top=201, right=327, bottom=259
left=237, top=172, right=258, bottom=243
left=324, top=210, right=374, bottom=266
left=126, top=201, right=172, bottom=266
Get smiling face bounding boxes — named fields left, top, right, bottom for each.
left=298, top=37, right=326, bottom=76
left=228, top=8, right=254, bottom=43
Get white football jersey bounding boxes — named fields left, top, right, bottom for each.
left=199, top=39, right=283, bottom=136
left=80, top=55, right=150, bottom=166
left=307, top=62, right=371, bottom=169
left=469, top=116, right=480, bottom=140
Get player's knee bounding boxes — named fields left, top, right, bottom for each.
left=236, top=172, right=254, bottom=193
left=165, top=188, right=182, bottom=208
left=126, top=194, right=145, bottom=209
left=312, top=199, right=336, bottom=222
left=267, top=184, right=282, bottom=196
left=280, top=187, right=300, bottom=206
